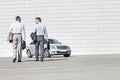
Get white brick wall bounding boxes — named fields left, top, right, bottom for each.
left=0, top=0, right=120, bottom=56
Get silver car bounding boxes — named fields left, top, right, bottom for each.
left=26, top=39, right=71, bottom=58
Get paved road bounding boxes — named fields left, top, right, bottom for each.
left=0, top=54, right=120, bottom=80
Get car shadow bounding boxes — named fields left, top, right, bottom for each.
left=45, top=58, right=68, bottom=62
left=23, top=59, right=68, bottom=62
left=23, top=56, right=69, bottom=62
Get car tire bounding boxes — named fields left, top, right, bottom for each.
left=44, top=49, right=51, bottom=58
left=27, top=50, right=33, bottom=58
left=64, top=54, right=70, bottom=57
left=48, top=54, right=51, bottom=58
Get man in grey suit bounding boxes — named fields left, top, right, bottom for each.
left=34, top=17, right=48, bottom=62
left=9, top=16, right=26, bottom=63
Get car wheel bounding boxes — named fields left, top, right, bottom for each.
left=64, top=54, right=70, bottom=57
left=44, top=49, right=51, bottom=58
left=27, top=50, right=33, bottom=58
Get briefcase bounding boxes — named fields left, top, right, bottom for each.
left=22, top=41, right=26, bottom=50
left=30, top=32, right=37, bottom=43
left=7, top=33, right=13, bottom=43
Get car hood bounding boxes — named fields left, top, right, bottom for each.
left=50, top=44, right=68, bottom=47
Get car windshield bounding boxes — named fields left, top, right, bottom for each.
left=49, top=39, right=61, bottom=44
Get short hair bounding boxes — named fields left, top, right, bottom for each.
left=16, top=16, right=21, bottom=21
left=35, top=17, right=41, bottom=22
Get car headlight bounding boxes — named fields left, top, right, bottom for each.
left=67, top=46, right=71, bottom=49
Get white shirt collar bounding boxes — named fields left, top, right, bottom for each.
left=16, top=21, right=20, bottom=23
left=38, top=22, right=41, bottom=24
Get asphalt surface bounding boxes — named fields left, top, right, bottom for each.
left=0, top=54, right=120, bottom=80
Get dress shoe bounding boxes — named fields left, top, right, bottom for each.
left=35, top=57, right=39, bottom=61
left=18, top=60, right=22, bottom=62
left=13, top=58, right=16, bottom=63
left=40, top=59, right=43, bottom=62
left=36, top=59, right=39, bottom=61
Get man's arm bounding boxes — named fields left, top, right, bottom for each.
left=9, top=24, right=13, bottom=33
left=7, top=24, right=13, bottom=41
left=22, top=25, right=26, bottom=41
left=34, top=26, right=37, bottom=33
left=44, top=26, right=48, bottom=41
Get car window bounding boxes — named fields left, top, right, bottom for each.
left=30, top=41, right=35, bottom=45
left=49, top=39, right=61, bottom=44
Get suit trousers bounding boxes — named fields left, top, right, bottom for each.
left=35, top=35, right=44, bottom=60
left=13, top=34, right=22, bottom=60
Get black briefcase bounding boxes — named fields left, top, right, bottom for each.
left=7, top=33, right=13, bottom=43
left=30, top=32, right=37, bottom=43
left=22, top=41, right=26, bottom=50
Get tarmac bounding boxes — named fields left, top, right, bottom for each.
left=0, top=54, right=120, bottom=80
